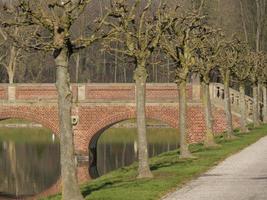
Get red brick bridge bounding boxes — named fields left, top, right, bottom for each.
left=0, top=83, right=253, bottom=198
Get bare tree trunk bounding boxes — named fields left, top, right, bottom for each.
left=239, top=83, right=249, bottom=132
left=155, top=65, right=158, bottom=83
left=253, top=83, right=260, bottom=127
left=258, top=84, right=263, bottom=121
left=134, top=64, right=153, bottom=179
left=123, top=65, right=127, bottom=83
left=114, top=42, right=118, bottom=83
left=167, top=58, right=170, bottom=83
left=256, top=0, right=262, bottom=52
left=202, top=81, right=218, bottom=147
left=54, top=48, right=84, bottom=200
left=178, top=80, right=193, bottom=158
left=239, top=0, right=249, bottom=43
left=75, top=53, right=80, bottom=83
left=102, top=51, right=106, bottom=82
left=223, top=70, right=235, bottom=138
left=263, top=86, right=267, bottom=123
left=7, top=46, right=17, bottom=84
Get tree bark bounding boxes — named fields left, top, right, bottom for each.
left=114, top=42, right=118, bottom=83
left=178, top=80, right=193, bottom=158
left=239, top=83, right=249, bottom=132
left=258, top=84, right=263, bottom=121
left=202, top=81, right=218, bottom=147
left=239, top=0, right=249, bottom=43
left=263, top=86, right=267, bottom=123
left=55, top=48, right=84, bottom=200
left=253, top=83, right=260, bottom=127
left=256, top=0, right=262, bottom=52
left=75, top=53, right=80, bottom=83
left=134, top=64, right=153, bottom=179
left=7, top=46, right=17, bottom=84
left=223, top=70, right=234, bottom=138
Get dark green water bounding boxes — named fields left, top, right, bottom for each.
left=0, top=120, right=179, bottom=198
left=0, top=127, right=60, bottom=199
left=96, top=127, right=179, bottom=176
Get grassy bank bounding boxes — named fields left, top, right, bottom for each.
left=44, top=125, right=267, bottom=200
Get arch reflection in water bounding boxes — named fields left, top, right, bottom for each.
left=0, top=119, right=60, bottom=199
left=92, top=119, right=179, bottom=177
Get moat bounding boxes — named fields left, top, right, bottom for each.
left=0, top=119, right=179, bottom=198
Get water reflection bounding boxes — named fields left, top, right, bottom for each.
left=96, top=127, right=179, bottom=176
left=0, top=128, right=60, bottom=199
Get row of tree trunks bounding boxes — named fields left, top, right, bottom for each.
left=253, top=84, right=261, bottom=126
left=239, top=83, right=249, bottom=132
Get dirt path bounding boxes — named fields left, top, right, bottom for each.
left=162, top=136, right=267, bottom=200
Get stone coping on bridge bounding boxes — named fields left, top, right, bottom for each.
left=0, top=83, right=200, bottom=102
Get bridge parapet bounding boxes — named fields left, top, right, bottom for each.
left=209, top=83, right=257, bottom=120
left=0, top=83, right=197, bottom=103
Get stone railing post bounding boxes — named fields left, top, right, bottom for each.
left=78, top=84, right=86, bottom=101
left=192, top=84, right=201, bottom=101
left=209, top=84, right=214, bottom=99
left=8, top=84, right=16, bottom=101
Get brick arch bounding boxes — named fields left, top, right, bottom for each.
left=0, top=107, right=59, bottom=135
left=88, top=106, right=179, bottom=149
left=31, top=179, right=61, bottom=200
left=86, top=106, right=179, bottom=178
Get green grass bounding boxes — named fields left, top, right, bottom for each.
left=43, top=125, right=267, bottom=200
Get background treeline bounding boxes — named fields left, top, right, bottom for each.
left=0, top=0, right=266, bottom=84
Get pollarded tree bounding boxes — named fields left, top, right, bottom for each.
left=232, top=42, right=252, bottom=132
left=194, top=28, right=224, bottom=147
left=0, top=1, right=114, bottom=199
left=160, top=3, right=205, bottom=158
left=217, top=37, right=240, bottom=139
left=248, top=51, right=265, bottom=127
left=258, top=53, right=267, bottom=123
left=104, top=0, right=170, bottom=178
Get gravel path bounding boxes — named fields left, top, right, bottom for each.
left=162, top=136, right=267, bottom=200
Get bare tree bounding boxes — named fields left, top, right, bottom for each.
left=248, top=51, right=265, bottom=127
left=232, top=42, right=252, bottom=132
left=0, top=25, right=21, bottom=83
left=217, top=37, right=240, bottom=139
left=104, top=0, right=170, bottom=178
left=255, top=0, right=267, bottom=52
left=0, top=1, right=113, bottom=199
left=160, top=4, right=206, bottom=158
left=194, top=29, right=223, bottom=147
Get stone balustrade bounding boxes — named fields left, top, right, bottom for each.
left=209, top=83, right=264, bottom=119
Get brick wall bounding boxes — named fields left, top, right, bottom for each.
left=85, top=84, right=135, bottom=100
left=15, top=84, right=57, bottom=100
left=0, top=85, right=7, bottom=99
left=0, top=83, right=194, bottom=102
